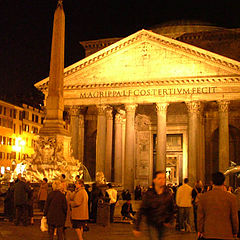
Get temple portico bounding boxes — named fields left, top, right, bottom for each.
left=36, top=29, right=240, bottom=190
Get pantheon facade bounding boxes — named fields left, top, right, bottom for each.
left=36, top=21, right=240, bottom=190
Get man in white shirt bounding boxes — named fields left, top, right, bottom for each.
left=176, top=178, right=193, bottom=232
left=106, top=183, right=118, bottom=223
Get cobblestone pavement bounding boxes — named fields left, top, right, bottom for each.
left=0, top=221, right=197, bottom=240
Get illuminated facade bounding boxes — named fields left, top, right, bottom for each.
left=36, top=22, right=240, bottom=190
left=0, top=100, right=44, bottom=170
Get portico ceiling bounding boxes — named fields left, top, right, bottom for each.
left=35, top=29, right=240, bottom=105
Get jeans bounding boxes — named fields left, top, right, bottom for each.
left=110, top=203, right=116, bottom=223
left=178, top=207, right=191, bottom=230
left=48, top=225, right=64, bottom=240
left=15, top=204, right=28, bottom=225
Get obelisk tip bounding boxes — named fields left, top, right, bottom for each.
left=57, top=0, right=63, bottom=7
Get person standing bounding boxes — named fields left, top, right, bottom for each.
left=38, top=178, right=48, bottom=212
left=198, top=172, right=238, bottom=240
left=70, top=179, right=89, bottom=240
left=234, top=187, right=240, bottom=238
left=44, top=180, right=67, bottom=240
left=106, top=183, right=118, bottom=223
left=176, top=178, right=193, bottom=232
left=13, top=177, right=30, bottom=226
left=133, top=171, right=176, bottom=240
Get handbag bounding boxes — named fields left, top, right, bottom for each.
left=40, top=216, right=48, bottom=232
left=83, top=223, right=89, bottom=232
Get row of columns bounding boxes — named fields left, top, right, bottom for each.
left=68, top=100, right=230, bottom=189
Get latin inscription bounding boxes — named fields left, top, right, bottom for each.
left=79, top=86, right=217, bottom=99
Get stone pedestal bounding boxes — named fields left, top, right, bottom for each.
left=124, top=104, right=137, bottom=192
left=186, top=101, right=201, bottom=186
left=218, top=100, right=230, bottom=173
left=96, top=105, right=107, bottom=174
left=156, top=103, right=169, bottom=174
left=105, top=107, right=113, bottom=181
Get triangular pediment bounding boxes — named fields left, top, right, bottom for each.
left=36, top=29, right=240, bottom=90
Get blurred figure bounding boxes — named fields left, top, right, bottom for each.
left=176, top=178, right=193, bottom=232
left=70, top=179, right=89, bottom=240
left=192, top=180, right=203, bottom=231
left=234, top=187, right=240, bottom=238
left=198, top=172, right=238, bottom=239
left=122, top=189, right=131, bottom=200
left=26, top=181, right=34, bottom=225
left=90, top=183, right=102, bottom=223
left=121, top=199, right=136, bottom=223
left=38, top=178, right=48, bottom=212
left=133, top=171, right=176, bottom=240
left=60, top=174, right=67, bottom=194
left=106, top=183, right=118, bottom=223
left=13, top=177, right=31, bottom=226
left=134, top=185, right=142, bottom=200
left=44, top=180, right=67, bottom=240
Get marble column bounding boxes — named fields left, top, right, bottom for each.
left=96, top=105, right=107, bottom=175
left=69, top=106, right=80, bottom=160
left=198, top=103, right=205, bottom=183
left=218, top=100, right=230, bottom=173
left=156, top=103, right=169, bottom=174
left=105, top=107, right=113, bottom=181
left=186, top=101, right=201, bottom=186
left=114, top=113, right=122, bottom=183
left=124, top=104, right=137, bottom=192
left=78, top=113, right=84, bottom=163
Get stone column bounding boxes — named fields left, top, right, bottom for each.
left=96, top=105, right=107, bottom=175
left=114, top=113, right=122, bottom=183
left=124, top=104, right=137, bottom=192
left=218, top=100, right=230, bottom=173
left=69, top=106, right=80, bottom=160
left=156, top=103, right=169, bottom=174
left=78, top=113, right=84, bottom=163
left=105, top=107, right=113, bottom=181
left=186, top=101, right=201, bottom=186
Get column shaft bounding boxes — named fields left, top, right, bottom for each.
left=124, top=104, right=137, bottom=192
left=96, top=105, right=107, bottom=175
left=186, top=101, right=201, bottom=186
left=156, top=103, right=169, bottom=173
left=218, top=100, right=230, bottom=173
left=105, top=107, right=113, bottom=181
left=114, top=113, right=122, bottom=183
left=78, top=114, right=84, bottom=163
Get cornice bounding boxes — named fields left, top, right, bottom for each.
left=35, top=29, right=240, bottom=90
left=38, top=76, right=240, bottom=91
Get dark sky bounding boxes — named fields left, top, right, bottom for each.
left=0, top=0, right=240, bottom=106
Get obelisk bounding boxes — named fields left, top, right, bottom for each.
left=40, top=0, right=67, bottom=136
left=39, top=0, right=71, bottom=160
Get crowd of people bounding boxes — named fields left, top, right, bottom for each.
left=1, top=171, right=240, bottom=240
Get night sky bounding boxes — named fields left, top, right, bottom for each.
left=0, top=0, right=240, bottom=107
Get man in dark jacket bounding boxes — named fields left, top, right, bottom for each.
left=197, top=172, right=239, bottom=240
left=133, top=171, right=176, bottom=240
left=13, top=177, right=30, bottom=226
left=44, top=180, right=67, bottom=240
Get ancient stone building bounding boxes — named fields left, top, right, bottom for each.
left=35, top=21, right=240, bottom=190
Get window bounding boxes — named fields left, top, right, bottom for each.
left=19, top=125, right=22, bottom=134
left=8, top=138, right=12, bottom=146
left=32, top=126, right=38, bottom=134
left=23, top=124, right=29, bottom=132
left=13, top=124, right=16, bottom=133
left=41, top=117, right=44, bottom=124
left=7, top=153, right=11, bottom=159
left=10, top=109, right=13, bottom=118
left=13, top=138, right=15, bottom=146
left=3, top=107, right=6, bottom=115
left=35, top=115, right=39, bottom=123
left=0, top=105, right=2, bottom=114
left=3, top=136, right=6, bottom=145
left=0, top=136, right=2, bottom=144
left=0, top=118, right=1, bottom=126
left=0, top=152, right=5, bottom=159
left=32, top=114, right=35, bottom=122
left=13, top=109, right=17, bottom=119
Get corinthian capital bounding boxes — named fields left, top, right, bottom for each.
left=106, top=107, right=113, bottom=120
left=156, top=102, right=169, bottom=112
left=218, top=100, right=230, bottom=113
left=186, top=101, right=201, bottom=114
left=96, top=104, right=107, bottom=115
left=68, top=106, right=80, bottom=116
left=125, top=104, right=138, bottom=112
